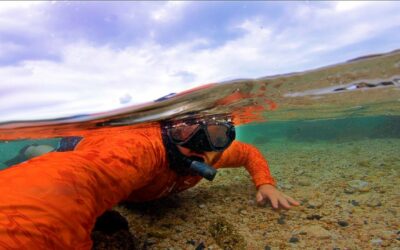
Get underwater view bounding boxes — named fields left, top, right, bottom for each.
left=0, top=50, right=399, bottom=249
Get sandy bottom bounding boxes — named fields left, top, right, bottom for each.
left=96, top=138, right=400, bottom=249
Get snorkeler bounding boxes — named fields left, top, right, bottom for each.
left=0, top=115, right=299, bottom=249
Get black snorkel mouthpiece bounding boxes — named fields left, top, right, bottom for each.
left=184, top=157, right=217, bottom=181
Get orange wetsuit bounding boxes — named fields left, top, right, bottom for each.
left=0, top=125, right=275, bottom=249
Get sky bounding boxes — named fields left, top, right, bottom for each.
left=0, top=1, right=400, bottom=122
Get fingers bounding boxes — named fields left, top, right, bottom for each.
left=275, top=193, right=300, bottom=209
left=257, top=187, right=300, bottom=210
left=259, top=194, right=280, bottom=209
left=286, top=195, right=300, bottom=206
left=277, top=196, right=291, bottom=209
left=270, top=196, right=279, bottom=209
left=256, top=192, right=265, bottom=205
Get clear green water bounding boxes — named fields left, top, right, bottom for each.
left=237, top=115, right=400, bottom=143
left=0, top=138, right=60, bottom=169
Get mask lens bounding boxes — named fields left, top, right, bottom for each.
left=169, top=124, right=200, bottom=143
left=207, top=124, right=229, bottom=147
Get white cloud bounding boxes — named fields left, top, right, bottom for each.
left=302, top=2, right=399, bottom=52
left=0, top=1, right=43, bottom=13
left=334, top=1, right=371, bottom=12
left=151, top=1, right=187, bottom=22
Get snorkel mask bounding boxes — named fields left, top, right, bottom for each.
left=167, top=117, right=236, bottom=152
left=162, top=116, right=236, bottom=181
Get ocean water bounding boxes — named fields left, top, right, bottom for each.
left=0, top=50, right=399, bottom=249
left=237, top=115, right=400, bottom=143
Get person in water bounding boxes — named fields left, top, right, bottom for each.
left=0, top=115, right=299, bottom=249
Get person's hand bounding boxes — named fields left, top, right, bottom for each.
left=256, top=184, right=300, bottom=209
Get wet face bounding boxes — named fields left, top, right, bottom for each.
left=177, top=145, right=222, bottom=165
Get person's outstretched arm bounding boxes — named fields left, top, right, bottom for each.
left=215, top=141, right=299, bottom=209
left=0, top=128, right=164, bottom=249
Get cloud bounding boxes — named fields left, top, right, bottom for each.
left=0, top=41, right=202, bottom=121
left=0, top=2, right=63, bottom=65
left=0, top=1, right=42, bottom=13
left=151, top=1, right=187, bottom=22
left=334, top=1, right=372, bottom=12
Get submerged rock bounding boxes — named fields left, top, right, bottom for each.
left=297, top=178, right=311, bottom=186
left=277, top=216, right=285, bottom=224
left=378, top=230, right=396, bottom=240
left=209, top=217, right=246, bottom=249
left=366, top=195, right=383, bottom=207
left=307, top=200, right=323, bottom=209
left=186, top=239, right=196, bottom=245
left=357, top=160, right=371, bottom=168
left=195, top=242, right=206, bottom=250
left=350, top=200, right=360, bottom=206
left=370, top=238, right=383, bottom=246
left=344, top=187, right=356, bottom=194
left=348, top=180, right=370, bottom=192
left=306, top=214, right=322, bottom=220
left=300, top=225, right=332, bottom=239
left=337, top=220, right=349, bottom=227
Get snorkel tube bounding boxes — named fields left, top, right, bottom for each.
left=161, top=124, right=218, bottom=181
left=184, top=157, right=217, bottom=181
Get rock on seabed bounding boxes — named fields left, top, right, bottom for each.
left=300, top=225, right=332, bottom=239
left=348, top=180, right=370, bottom=192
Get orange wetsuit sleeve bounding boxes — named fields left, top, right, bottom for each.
left=0, top=129, right=163, bottom=249
left=215, top=141, right=276, bottom=188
